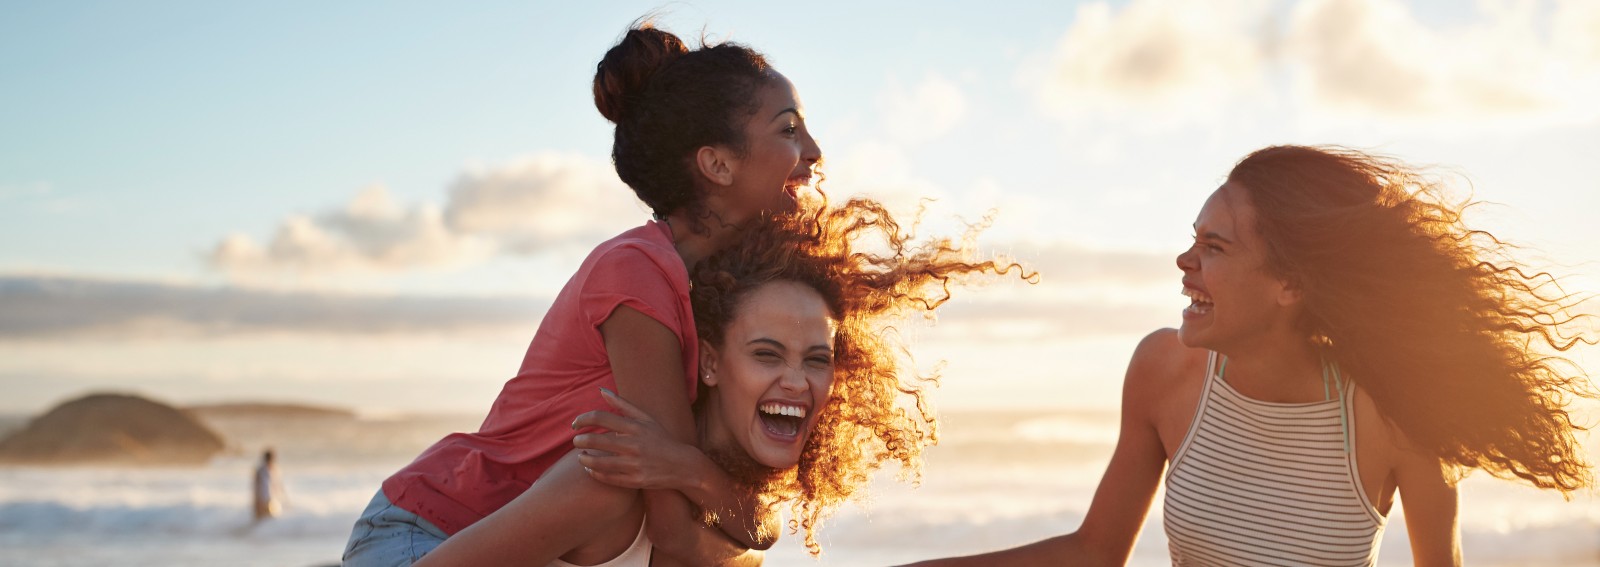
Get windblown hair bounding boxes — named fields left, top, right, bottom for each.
left=593, top=21, right=775, bottom=228
left=690, top=197, right=1035, bottom=554
left=1228, top=145, right=1598, bottom=491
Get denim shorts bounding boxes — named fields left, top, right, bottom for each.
left=341, top=490, right=450, bottom=567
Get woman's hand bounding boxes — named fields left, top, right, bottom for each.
left=572, top=388, right=709, bottom=492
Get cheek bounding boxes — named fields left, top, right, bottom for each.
left=813, top=372, right=836, bottom=400
left=764, top=141, right=800, bottom=171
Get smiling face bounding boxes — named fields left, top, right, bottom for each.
left=699, top=279, right=837, bottom=469
left=710, top=71, right=822, bottom=224
left=1175, top=183, right=1303, bottom=352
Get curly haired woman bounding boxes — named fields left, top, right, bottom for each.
left=341, top=20, right=822, bottom=567
left=907, top=145, right=1596, bottom=567
left=412, top=198, right=1030, bottom=566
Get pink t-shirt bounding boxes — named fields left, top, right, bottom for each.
left=382, top=221, right=698, bottom=535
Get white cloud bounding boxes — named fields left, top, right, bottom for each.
left=1031, top=0, right=1600, bottom=129
left=878, top=73, right=969, bottom=143
left=0, top=275, right=545, bottom=338
left=1031, top=0, right=1271, bottom=124
left=444, top=153, right=644, bottom=253
left=822, top=139, right=940, bottom=213
left=210, top=186, right=494, bottom=279
left=209, top=153, right=643, bottom=281
left=1553, top=0, right=1600, bottom=64
left=1286, top=0, right=1565, bottom=119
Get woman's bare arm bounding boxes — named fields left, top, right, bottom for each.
left=600, top=305, right=775, bottom=562
left=573, top=390, right=769, bottom=566
left=414, top=451, right=637, bottom=566
left=901, top=331, right=1180, bottom=566
left=1396, top=449, right=1462, bottom=566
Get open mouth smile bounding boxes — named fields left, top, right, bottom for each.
left=757, top=401, right=808, bottom=439
left=1182, top=286, right=1214, bottom=317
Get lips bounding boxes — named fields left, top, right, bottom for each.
left=783, top=174, right=811, bottom=199
left=1181, top=284, right=1214, bottom=317
left=757, top=401, right=808, bottom=439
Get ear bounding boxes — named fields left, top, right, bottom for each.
left=1276, top=277, right=1304, bottom=307
left=694, top=145, right=738, bottom=187
left=698, top=339, right=720, bottom=387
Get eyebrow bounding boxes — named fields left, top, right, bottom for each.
left=771, top=107, right=801, bottom=121
left=1192, top=225, right=1235, bottom=244
left=747, top=337, right=832, bottom=353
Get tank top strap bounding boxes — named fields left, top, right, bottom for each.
left=1166, top=350, right=1221, bottom=480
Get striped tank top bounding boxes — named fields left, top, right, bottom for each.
left=1163, top=352, right=1386, bottom=566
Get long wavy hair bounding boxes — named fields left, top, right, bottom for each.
left=690, top=196, right=1035, bottom=553
left=1227, top=145, right=1597, bottom=491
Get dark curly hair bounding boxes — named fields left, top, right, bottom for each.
left=689, top=196, right=1036, bottom=554
left=593, top=21, right=775, bottom=230
left=1228, top=145, right=1598, bottom=491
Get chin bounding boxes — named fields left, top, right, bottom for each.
left=1175, top=325, right=1206, bottom=349
left=753, top=448, right=802, bottom=470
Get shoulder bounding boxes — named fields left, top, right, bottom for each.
left=581, top=223, right=689, bottom=294
left=589, top=223, right=681, bottom=268
left=1350, top=383, right=1405, bottom=469
left=1122, top=329, right=1209, bottom=414
left=1127, top=329, right=1206, bottom=389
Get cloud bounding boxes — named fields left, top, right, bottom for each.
left=1031, top=0, right=1270, bottom=122
left=209, top=185, right=494, bottom=278
left=1009, top=242, right=1174, bottom=287
left=936, top=297, right=1175, bottom=340
left=0, top=275, right=547, bottom=338
left=1032, top=0, right=1600, bottom=127
left=443, top=153, right=645, bottom=253
left=878, top=73, right=969, bottom=143
left=209, top=153, right=642, bottom=279
left=1553, top=0, right=1600, bottom=64
left=1284, top=0, right=1581, bottom=119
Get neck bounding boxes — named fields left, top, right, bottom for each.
left=1216, top=330, right=1323, bottom=403
left=663, top=210, right=738, bottom=272
left=693, top=393, right=779, bottom=487
left=695, top=392, right=732, bottom=452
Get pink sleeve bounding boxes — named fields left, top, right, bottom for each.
left=579, top=245, right=689, bottom=339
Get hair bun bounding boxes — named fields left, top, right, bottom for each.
left=593, top=24, right=689, bottom=124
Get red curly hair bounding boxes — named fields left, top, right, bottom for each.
left=689, top=196, right=1034, bottom=554
left=1228, top=145, right=1598, bottom=491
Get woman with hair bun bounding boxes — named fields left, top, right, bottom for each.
left=907, top=145, right=1597, bottom=566
left=364, top=200, right=1027, bottom=565
left=342, top=20, right=821, bottom=566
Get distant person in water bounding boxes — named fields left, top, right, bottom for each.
left=253, top=448, right=284, bottom=522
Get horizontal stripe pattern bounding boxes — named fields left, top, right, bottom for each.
left=1164, top=353, right=1386, bottom=566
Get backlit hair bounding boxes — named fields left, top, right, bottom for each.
left=1228, top=145, right=1597, bottom=491
left=690, top=196, right=1035, bottom=553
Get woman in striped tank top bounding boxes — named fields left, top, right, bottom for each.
left=905, top=145, right=1595, bottom=566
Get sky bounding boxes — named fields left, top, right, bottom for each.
left=3, top=0, right=1599, bottom=415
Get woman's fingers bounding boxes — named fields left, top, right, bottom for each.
left=570, top=409, right=637, bottom=433
left=578, top=453, right=646, bottom=488
left=599, top=387, right=655, bottom=423
left=572, top=431, right=636, bottom=454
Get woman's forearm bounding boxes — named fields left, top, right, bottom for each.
left=416, top=452, right=638, bottom=567
left=672, top=449, right=776, bottom=549
left=643, top=487, right=766, bottom=565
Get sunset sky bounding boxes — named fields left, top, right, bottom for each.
left=3, top=0, right=1598, bottom=415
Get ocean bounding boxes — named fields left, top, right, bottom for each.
left=1, top=409, right=1597, bottom=566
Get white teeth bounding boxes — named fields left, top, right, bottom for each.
left=759, top=403, right=807, bottom=418
left=1181, top=287, right=1213, bottom=304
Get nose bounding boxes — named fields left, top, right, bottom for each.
left=1176, top=245, right=1198, bottom=273
left=800, top=129, right=822, bottom=167
left=779, top=363, right=810, bottom=394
